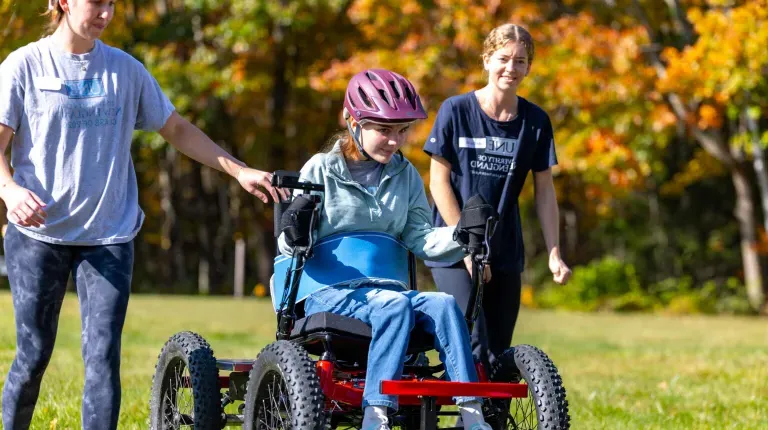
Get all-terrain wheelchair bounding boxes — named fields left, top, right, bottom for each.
left=149, top=171, right=570, bottom=430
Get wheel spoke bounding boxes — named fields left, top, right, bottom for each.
left=159, top=360, right=196, bottom=429
left=505, top=376, right=536, bottom=430
left=152, top=333, right=219, bottom=430
left=247, top=342, right=327, bottom=430
left=255, top=371, right=292, bottom=429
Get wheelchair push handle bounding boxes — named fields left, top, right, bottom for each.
left=454, top=194, right=498, bottom=330
left=272, top=170, right=324, bottom=238
left=271, top=171, right=325, bottom=340
left=453, top=194, right=498, bottom=261
left=271, top=170, right=324, bottom=195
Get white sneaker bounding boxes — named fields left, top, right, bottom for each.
left=362, top=405, right=390, bottom=430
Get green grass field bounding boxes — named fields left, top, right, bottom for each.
left=0, top=291, right=767, bottom=429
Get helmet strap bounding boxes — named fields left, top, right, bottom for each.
left=345, top=119, right=372, bottom=160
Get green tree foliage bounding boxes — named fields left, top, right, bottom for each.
left=1, top=0, right=766, bottom=314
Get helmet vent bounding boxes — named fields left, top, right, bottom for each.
left=358, top=87, right=373, bottom=109
left=403, top=85, right=416, bottom=110
left=389, top=81, right=401, bottom=99
left=378, top=89, right=392, bottom=108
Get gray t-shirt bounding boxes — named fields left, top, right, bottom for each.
left=0, top=37, right=174, bottom=245
left=346, top=158, right=384, bottom=194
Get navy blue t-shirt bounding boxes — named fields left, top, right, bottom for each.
left=423, top=92, right=558, bottom=272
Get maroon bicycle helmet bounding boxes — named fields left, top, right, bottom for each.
left=343, top=69, right=427, bottom=124
left=342, top=69, right=427, bottom=159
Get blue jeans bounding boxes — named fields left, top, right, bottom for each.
left=2, top=225, right=133, bottom=430
left=304, top=285, right=480, bottom=410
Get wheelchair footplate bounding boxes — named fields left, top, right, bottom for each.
left=316, top=359, right=528, bottom=430
left=380, top=379, right=528, bottom=399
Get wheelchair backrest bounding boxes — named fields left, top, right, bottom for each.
left=270, top=232, right=410, bottom=313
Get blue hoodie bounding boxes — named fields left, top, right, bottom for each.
left=278, top=141, right=464, bottom=266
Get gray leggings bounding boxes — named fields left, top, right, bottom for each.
left=431, top=262, right=521, bottom=369
left=2, top=225, right=133, bottom=430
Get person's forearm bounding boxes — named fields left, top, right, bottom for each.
left=0, top=127, right=16, bottom=196
left=535, top=181, right=561, bottom=256
left=164, top=117, right=244, bottom=178
left=0, top=153, right=13, bottom=186
left=431, top=179, right=461, bottom=226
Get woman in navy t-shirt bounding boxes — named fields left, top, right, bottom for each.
left=423, top=24, right=572, bottom=369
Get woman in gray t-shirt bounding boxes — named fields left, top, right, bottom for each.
left=0, top=1, right=284, bottom=428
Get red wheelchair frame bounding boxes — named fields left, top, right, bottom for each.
left=149, top=171, right=569, bottom=430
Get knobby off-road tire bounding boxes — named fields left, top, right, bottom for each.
left=484, top=345, right=570, bottom=430
left=243, top=340, right=327, bottom=430
left=150, top=331, right=222, bottom=429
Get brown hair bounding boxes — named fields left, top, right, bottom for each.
left=44, top=1, right=66, bottom=35
left=482, top=24, right=535, bottom=64
left=324, top=131, right=364, bottom=161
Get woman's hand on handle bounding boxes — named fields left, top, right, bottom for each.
left=464, top=255, right=492, bottom=283
left=236, top=168, right=290, bottom=203
left=0, top=183, right=47, bottom=228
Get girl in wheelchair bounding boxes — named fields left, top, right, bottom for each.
left=277, top=69, right=493, bottom=430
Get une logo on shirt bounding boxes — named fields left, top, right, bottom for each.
left=484, top=137, right=517, bottom=157
left=65, top=79, right=105, bottom=99
left=458, top=137, right=518, bottom=157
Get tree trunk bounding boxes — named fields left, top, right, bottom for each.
left=213, top=173, right=231, bottom=294
left=154, top=0, right=168, bottom=16
left=563, top=208, right=577, bottom=260
left=158, top=146, right=176, bottom=286
left=731, top=164, right=765, bottom=312
left=648, top=190, right=670, bottom=282
left=249, top=216, right=274, bottom=289
left=270, top=18, right=288, bottom=165
left=745, top=107, right=768, bottom=232
left=197, top=164, right=214, bottom=295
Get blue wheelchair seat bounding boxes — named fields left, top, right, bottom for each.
left=271, top=231, right=437, bottom=360
left=270, top=231, right=410, bottom=313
